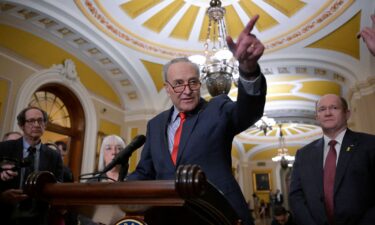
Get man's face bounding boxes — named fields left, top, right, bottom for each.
left=21, top=108, right=46, bottom=141
left=165, top=62, right=201, bottom=112
left=274, top=214, right=288, bottom=225
left=316, top=94, right=350, bottom=133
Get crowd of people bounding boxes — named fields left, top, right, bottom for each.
left=0, top=13, right=375, bottom=225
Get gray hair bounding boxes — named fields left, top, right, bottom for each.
left=162, top=57, right=200, bottom=81
left=98, top=135, right=127, bottom=171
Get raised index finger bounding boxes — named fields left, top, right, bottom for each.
left=242, top=14, right=260, bottom=35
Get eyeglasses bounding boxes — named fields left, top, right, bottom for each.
left=166, top=80, right=201, bottom=93
left=25, top=118, right=45, bottom=125
left=317, top=105, right=342, bottom=113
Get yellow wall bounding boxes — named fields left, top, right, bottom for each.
left=99, top=119, right=122, bottom=135
left=0, top=24, right=122, bottom=106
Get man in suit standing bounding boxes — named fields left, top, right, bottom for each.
left=0, top=106, right=63, bottom=225
left=127, top=15, right=266, bottom=225
left=289, top=94, right=375, bottom=225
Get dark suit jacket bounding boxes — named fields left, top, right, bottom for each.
left=127, top=77, right=267, bottom=225
left=289, top=129, right=375, bottom=225
left=0, top=137, right=63, bottom=225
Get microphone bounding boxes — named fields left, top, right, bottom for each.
left=100, top=134, right=146, bottom=174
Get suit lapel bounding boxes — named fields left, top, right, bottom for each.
left=312, top=138, right=325, bottom=194
left=161, top=108, right=174, bottom=165
left=175, top=99, right=206, bottom=165
left=39, top=144, right=48, bottom=171
left=334, top=129, right=356, bottom=193
left=176, top=113, right=198, bottom=164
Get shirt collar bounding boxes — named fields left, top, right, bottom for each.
left=23, top=137, right=42, bottom=153
left=323, top=129, right=347, bottom=146
left=171, top=106, right=181, bottom=122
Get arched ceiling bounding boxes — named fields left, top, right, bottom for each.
left=1, top=0, right=374, bottom=160
left=76, top=0, right=357, bottom=55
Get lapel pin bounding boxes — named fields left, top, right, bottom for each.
left=346, top=144, right=355, bottom=152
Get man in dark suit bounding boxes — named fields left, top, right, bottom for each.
left=0, top=106, right=63, bottom=225
left=127, top=15, right=266, bottom=225
left=289, top=94, right=375, bottom=225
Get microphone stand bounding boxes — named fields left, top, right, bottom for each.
left=80, top=155, right=130, bottom=182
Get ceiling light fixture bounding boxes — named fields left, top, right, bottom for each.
left=189, top=0, right=238, bottom=97
left=272, top=124, right=295, bottom=169
left=254, top=116, right=276, bottom=136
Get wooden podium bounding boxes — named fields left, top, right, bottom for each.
left=24, top=165, right=242, bottom=225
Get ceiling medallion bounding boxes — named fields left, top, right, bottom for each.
left=76, top=0, right=352, bottom=57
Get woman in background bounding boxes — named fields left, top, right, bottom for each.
left=97, top=135, right=126, bottom=182
left=80, top=135, right=127, bottom=225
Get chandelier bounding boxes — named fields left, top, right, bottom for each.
left=189, top=0, right=238, bottom=97
left=254, top=116, right=276, bottom=135
left=272, top=124, right=295, bottom=169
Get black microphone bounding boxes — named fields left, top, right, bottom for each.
left=100, top=134, right=146, bottom=174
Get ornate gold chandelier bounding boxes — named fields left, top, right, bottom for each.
left=189, top=0, right=238, bottom=97
left=272, top=124, right=295, bottom=169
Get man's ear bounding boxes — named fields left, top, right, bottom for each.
left=346, top=109, right=351, bottom=120
left=164, top=83, right=171, bottom=96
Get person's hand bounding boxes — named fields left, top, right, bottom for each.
left=0, top=163, right=18, bottom=181
left=226, top=15, right=264, bottom=75
left=360, top=14, right=375, bottom=56
left=0, top=189, right=28, bottom=204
